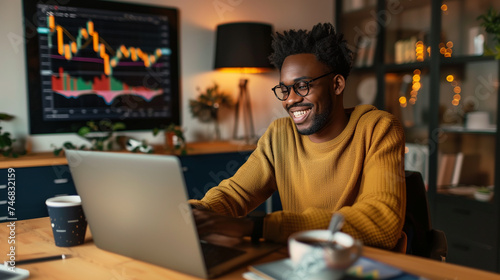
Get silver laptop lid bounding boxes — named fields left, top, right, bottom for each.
left=65, top=150, right=208, bottom=278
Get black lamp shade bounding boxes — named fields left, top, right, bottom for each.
left=214, top=22, right=273, bottom=72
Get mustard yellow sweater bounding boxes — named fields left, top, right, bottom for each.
left=190, top=105, right=406, bottom=250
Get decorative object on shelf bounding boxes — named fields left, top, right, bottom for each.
left=477, top=7, right=500, bottom=59
left=474, top=186, right=494, bottom=202
left=465, top=111, right=492, bottom=130
left=153, top=123, right=187, bottom=155
left=124, top=138, right=154, bottom=154
left=0, top=113, right=25, bottom=157
left=357, top=77, right=377, bottom=105
left=468, top=26, right=486, bottom=55
left=189, top=83, right=233, bottom=141
left=52, top=120, right=125, bottom=156
left=214, top=22, right=274, bottom=143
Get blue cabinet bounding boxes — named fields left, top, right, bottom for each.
left=0, top=149, right=282, bottom=221
left=179, top=151, right=282, bottom=213
left=0, top=165, right=77, bottom=221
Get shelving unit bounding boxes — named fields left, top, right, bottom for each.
left=336, top=0, right=500, bottom=272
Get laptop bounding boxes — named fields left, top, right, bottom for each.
left=65, top=149, right=281, bottom=278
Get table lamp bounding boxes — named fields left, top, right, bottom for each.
left=214, top=22, right=274, bottom=142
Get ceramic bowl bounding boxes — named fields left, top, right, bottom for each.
left=474, top=190, right=493, bottom=202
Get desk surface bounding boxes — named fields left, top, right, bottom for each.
left=1, top=218, right=500, bottom=280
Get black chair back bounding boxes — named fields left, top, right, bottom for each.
left=404, top=170, right=447, bottom=261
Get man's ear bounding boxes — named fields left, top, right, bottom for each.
left=333, top=74, right=345, bottom=95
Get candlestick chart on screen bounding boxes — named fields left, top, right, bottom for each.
left=35, top=3, right=175, bottom=122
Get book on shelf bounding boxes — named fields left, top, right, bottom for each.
left=365, top=37, right=377, bottom=67
left=437, top=152, right=464, bottom=188
left=354, top=36, right=370, bottom=68
left=437, top=153, right=456, bottom=188
left=355, top=36, right=377, bottom=68
left=450, top=152, right=464, bottom=187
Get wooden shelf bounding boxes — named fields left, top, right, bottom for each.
left=0, top=141, right=257, bottom=169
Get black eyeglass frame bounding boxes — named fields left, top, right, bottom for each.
left=271, top=71, right=336, bottom=101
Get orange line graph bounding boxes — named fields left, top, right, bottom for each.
left=48, top=14, right=168, bottom=76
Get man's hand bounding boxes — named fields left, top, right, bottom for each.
left=192, top=209, right=254, bottom=239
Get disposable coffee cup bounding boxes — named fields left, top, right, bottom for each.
left=46, top=195, right=87, bottom=247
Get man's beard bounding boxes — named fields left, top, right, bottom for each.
left=296, top=105, right=332, bottom=135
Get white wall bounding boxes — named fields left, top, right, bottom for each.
left=0, top=0, right=334, bottom=152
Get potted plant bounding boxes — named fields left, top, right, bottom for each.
left=153, top=123, right=187, bottom=155
left=477, top=7, right=500, bottom=58
left=189, top=83, right=233, bottom=140
left=0, top=113, right=25, bottom=157
left=53, top=120, right=126, bottom=155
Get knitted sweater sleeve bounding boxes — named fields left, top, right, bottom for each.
left=264, top=114, right=406, bottom=250
left=188, top=126, right=279, bottom=217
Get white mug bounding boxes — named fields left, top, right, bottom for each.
left=289, top=230, right=362, bottom=271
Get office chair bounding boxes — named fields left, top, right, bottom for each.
left=403, top=170, right=448, bottom=261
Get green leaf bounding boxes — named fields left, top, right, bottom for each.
left=63, top=141, right=76, bottom=149
left=0, top=113, right=14, bottom=121
left=54, top=148, right=63, bottom=156
left=78, top=126, right=91, bottom=136
left=112, top=122, right=126, bottom=131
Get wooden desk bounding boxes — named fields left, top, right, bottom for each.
left=1, top=218, right=500, bottom=280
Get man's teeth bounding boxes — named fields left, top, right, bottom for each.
left=293, top=110, right=308, bottom=118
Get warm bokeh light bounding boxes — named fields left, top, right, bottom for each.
left=446, top=73, right=461, bottom=106
left=415, top=41, right=425, bottom=61
left=439, top=41, right=453, bottom=58
left=413, top=69, right=421, bottom=75
left=441, top=4, right=448, bottom=11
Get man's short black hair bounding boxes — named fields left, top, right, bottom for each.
left=268, top=23, right=353, bottom=80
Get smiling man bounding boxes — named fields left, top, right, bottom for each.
left=190, top=23, right=406, bottom=251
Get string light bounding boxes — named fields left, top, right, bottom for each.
left=400, top=69, right=422, bottom=107
left=446, top=74, right=461, bottom=106
left=399, top=96, right=407, bottom=108
left=415, top=41, right=425, bottom=61
left=439, top=41, right=453, bottom=58
left=409, top=69, right=421, bottom=105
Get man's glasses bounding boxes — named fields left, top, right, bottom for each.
left=272, top=71, right=336, bottom=101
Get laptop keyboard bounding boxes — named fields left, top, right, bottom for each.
left=200, top=241, right=246, bottom=268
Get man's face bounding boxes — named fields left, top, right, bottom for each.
left=280, top=53, right=339, bottom=135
